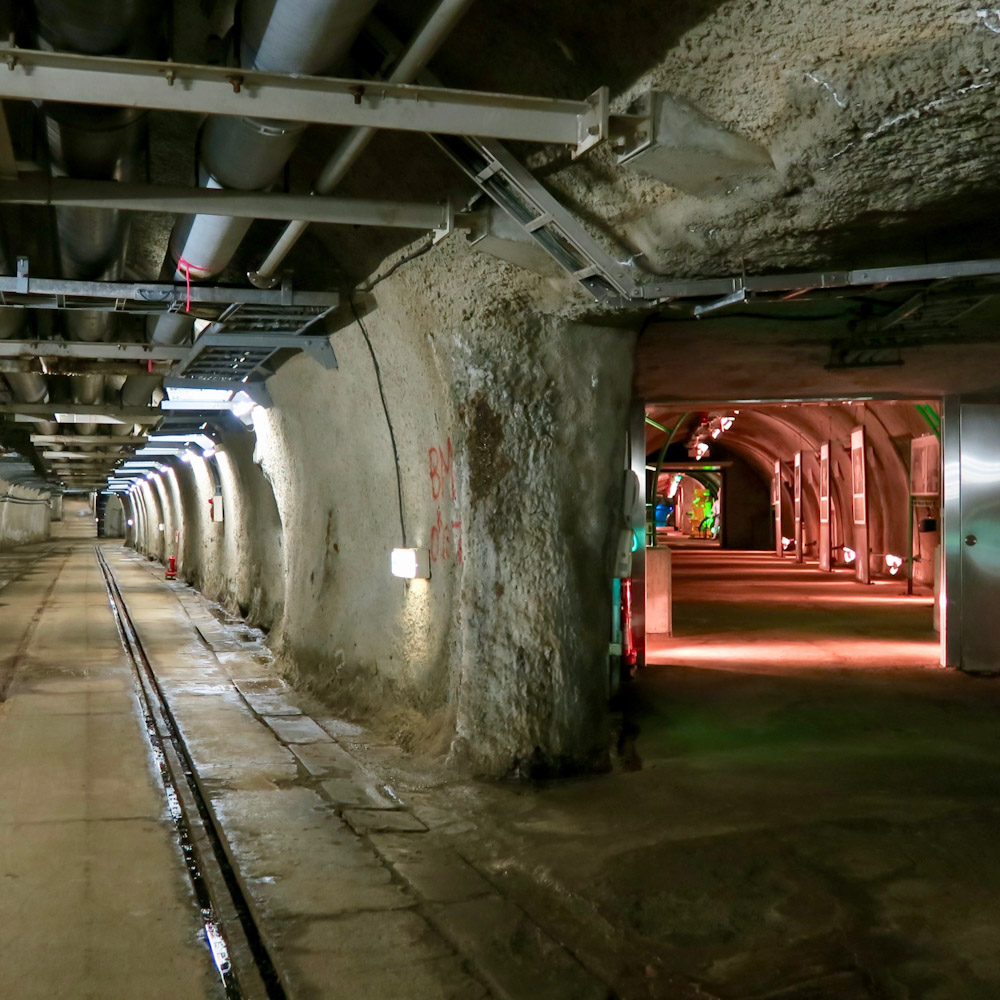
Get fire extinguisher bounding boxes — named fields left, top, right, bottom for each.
left=621, top=577, right=637, bottom=667
left=165, top=556, right=177, bottom=580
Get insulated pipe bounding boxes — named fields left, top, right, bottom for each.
left=119, top=0, right=382, bottom=420
left=126, top=0, right=378, bottom=402
left=0, top=249, right=58, bottom=434
left=253, top=0, right=475, bottom=281
left=160, top=0, right=379, bottom=291
left=33, top=0, right=159, bottom=441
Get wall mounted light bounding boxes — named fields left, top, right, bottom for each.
left=843, top=546, right=857, bottom=564
left=885, top=554, right=903, bottom=576
left=391, top=548, right=431, bottom=579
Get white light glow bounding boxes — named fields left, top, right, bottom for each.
left=231, top=391, right=256, bottom=419
left=695, top=442, right=710, bottom=459
left=843, top=546, right=857, bottom=564
left=126, top=518, right=134, bottom=527
left=390, top=548, right=431, bottom=579
left=164, top=386, right=233, bottom=403
left=885, top=554, right=903, bottom=576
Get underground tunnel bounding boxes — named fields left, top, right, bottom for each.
left=2, top=1, right=1000, bottom=998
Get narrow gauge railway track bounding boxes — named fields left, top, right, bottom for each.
left=96, top=547, right=286, bottom=1000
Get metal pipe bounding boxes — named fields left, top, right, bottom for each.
left=136, top=0, right=377, bottom=373
left=0, top=175, right=451, bottom=228
left=253, top=0, right=475, bottom=281
left=34, top=0, right=159, bottom=444
left=0, top=247, right=59, bottom=434
left=162, top=0, right=379, bottom=284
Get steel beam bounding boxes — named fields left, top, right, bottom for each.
left=41, top=451, right=130, bottom=460
left=31, top=435, right=146, bottom=445
left=0, top=46, right=607, bottom=153
left=0, top=339, right=189, bottom=361
left=1, top=403, right=161, bottom=422
left=0, top=175, right=452, bottom=229
left=0, top=277, right=338, bottom=309
left=639, top=259, right=1000, bottom=303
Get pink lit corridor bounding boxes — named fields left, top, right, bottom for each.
left=648, top=550, right=939, bottom=673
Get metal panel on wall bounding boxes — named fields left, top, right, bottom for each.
left=955, top=403, right=1000, bottom=673
left=629, top=402, right=646, bottom=669
left=818, top=441, right=832, bottom=572
left=851, top=426, right=870, bottom=584
left=941, top=397, right=961, bottom=667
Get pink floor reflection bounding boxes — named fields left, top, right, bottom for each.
left=648, top=549, right=940, bottom=673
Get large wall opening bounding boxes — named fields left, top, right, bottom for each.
left=643, top=401, right=941, bottom=674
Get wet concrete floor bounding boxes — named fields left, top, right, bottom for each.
left=350, top=551, right=1000, bottom=999
left=0, top=538, right=221, bottom=999
left=4, top=539, right=999, bottom=999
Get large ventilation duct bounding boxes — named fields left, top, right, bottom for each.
left=0, top=249, right=58, bottom=436
left=253, top=0, right=475, bottom=281
left=154, top=0, right=378, bottom=336
left=34, top=0, right=159, bottom=439
left=122, top=0, right=379, bottom=406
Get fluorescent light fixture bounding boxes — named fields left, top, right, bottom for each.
left=164, top=386, right=234, bottom=404
left=390, top=547, right=431, bottom=579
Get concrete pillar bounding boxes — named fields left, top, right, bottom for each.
left=645, top=546, right=672, bottom=636
left=851, top=426, right=871, bottom=584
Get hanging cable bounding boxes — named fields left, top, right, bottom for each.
left=348, top=296, right=406, bottom=547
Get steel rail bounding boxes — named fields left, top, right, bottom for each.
left=95, top=548, right=284, bottom=1000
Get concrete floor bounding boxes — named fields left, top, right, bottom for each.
left=0, top=537, right=221, bottom=999
left=4, top=539, right=999, bottom=999
left=357, top=551, right=1000, bottom=999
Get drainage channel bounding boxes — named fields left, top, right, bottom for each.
left=96, top=547, right=286, bottom=1000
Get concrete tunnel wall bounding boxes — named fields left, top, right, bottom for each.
left=127, top=241, right=635, bottom=777
left=0, top=476, right=50, bottom=548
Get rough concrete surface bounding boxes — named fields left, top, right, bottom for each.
left=131, top=235, right=635, bottom=778
left=278, top=548, right=996, bottom=1000
left=0, top=540, right=221, bottom=1000
left=525, top=0, right=1000, bottom=279
left=101, top=545, right=614, bottom=999
left=0, top=475, right=50, bottom=549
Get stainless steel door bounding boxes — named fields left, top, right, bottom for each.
left=959, top=404, right=1000, bottom=673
